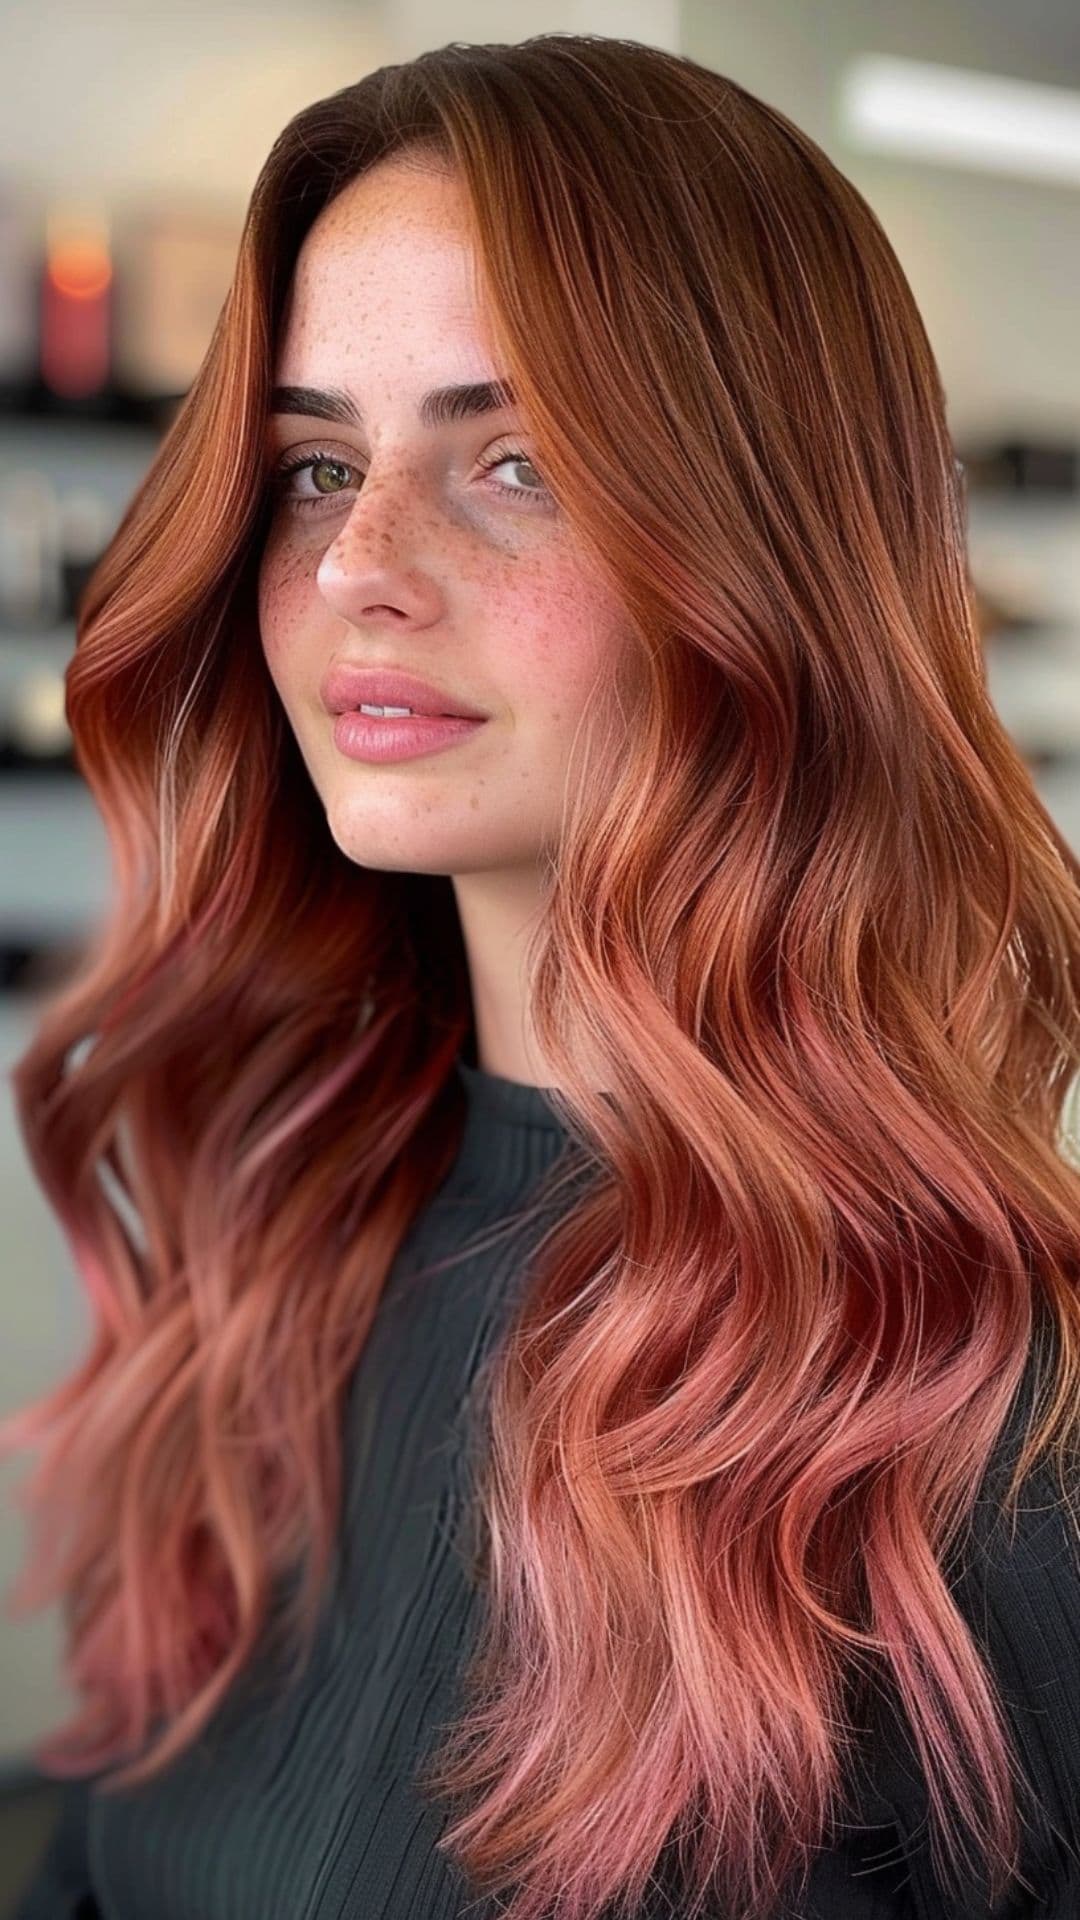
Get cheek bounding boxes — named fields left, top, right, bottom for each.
left=257, top=533, right=314, bottom=680
left=540, top=586, right=631, bottom=739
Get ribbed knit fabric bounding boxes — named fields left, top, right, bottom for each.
left=11, top=1055, right=1080, bottom=1919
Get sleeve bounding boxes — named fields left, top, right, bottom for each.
left=10, top=1775, right=103, bottom=1920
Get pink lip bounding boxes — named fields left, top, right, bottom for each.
left=332, top=709, right=487, bottom=764
left=320, top=661, right=489, bottom=721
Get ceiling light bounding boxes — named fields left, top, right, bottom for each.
left=839, top=55, right=1080, bottom=188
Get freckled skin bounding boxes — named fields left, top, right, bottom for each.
left=257, top=152, right=630, bottom=1082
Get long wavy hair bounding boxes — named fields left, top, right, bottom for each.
left=4, top=32, right=1080, bottom=1920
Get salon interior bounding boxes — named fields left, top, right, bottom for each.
left=0, top=0, right=1078, bottom=1906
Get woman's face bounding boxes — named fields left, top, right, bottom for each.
left=258, top=151, right=631, bottom=884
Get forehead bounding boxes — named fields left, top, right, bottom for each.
left=277, top=158, right=498, bottom=377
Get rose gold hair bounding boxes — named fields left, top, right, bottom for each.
left=3, top=33, right=1080, bottom=1920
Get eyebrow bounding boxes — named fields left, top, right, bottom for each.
left=268, top=378, right=518, bottom=432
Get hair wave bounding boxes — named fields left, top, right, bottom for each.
left=4, top=33, right=1080, bottom=1920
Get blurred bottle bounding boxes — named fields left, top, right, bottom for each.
left=0, top=471, right=63, bottom=630
left=40, top=202, right=113, bottom=403
left=4, top=656, right=71, bottom=764
left=59, top=487, right=113, bottom=623
left=112, top=200, right=240, bottom=399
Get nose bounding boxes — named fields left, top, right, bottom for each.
left=314, top=463, right=445, bottom=630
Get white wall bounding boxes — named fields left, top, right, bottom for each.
left=682, top=0, right=1080, bottom=439
left=0, top=0, right=390, bottom=213
left=0, top=0, right=678, bottom=213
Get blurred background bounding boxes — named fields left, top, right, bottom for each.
left=1, top=0, right=1078, bottom=1906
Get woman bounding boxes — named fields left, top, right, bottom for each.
left=4, top=32, right=1080, bottom=1920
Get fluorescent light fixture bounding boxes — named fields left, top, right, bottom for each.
left=839, top=55, right=1080, bottom=187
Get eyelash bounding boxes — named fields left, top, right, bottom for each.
left=269, top=444, right=554, bottom=513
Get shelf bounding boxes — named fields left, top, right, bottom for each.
left=0, top=380, right=181, bottom=431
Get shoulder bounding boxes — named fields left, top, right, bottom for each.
left=947, top=1308, right=1080, bottom=1842
left=864, top=1308, right=1080, bottom=1912
left=952, top=1302, right=1080, bottom=1635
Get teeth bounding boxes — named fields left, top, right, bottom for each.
left=358, top=703, right=415, bottom=717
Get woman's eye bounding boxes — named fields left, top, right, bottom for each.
left=268, top=445, right=555, bottom=513
left=475, top=449, right=554, bottom=507
left=269, top=451, right=355, bottom=510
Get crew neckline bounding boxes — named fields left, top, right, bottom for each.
left=454, top=1054, right=567, bottom=1132
left=437, top=1052, right=573, bottom=1199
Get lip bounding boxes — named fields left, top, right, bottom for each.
left=320, top=661, right=490, bottom=721
left=332, top=710, right=487, bottom=764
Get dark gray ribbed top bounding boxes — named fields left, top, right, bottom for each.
left=13, top=1056, right=1080, bottom=1919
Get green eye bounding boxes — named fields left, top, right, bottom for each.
left=269, top=445, right=555, bottom=513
